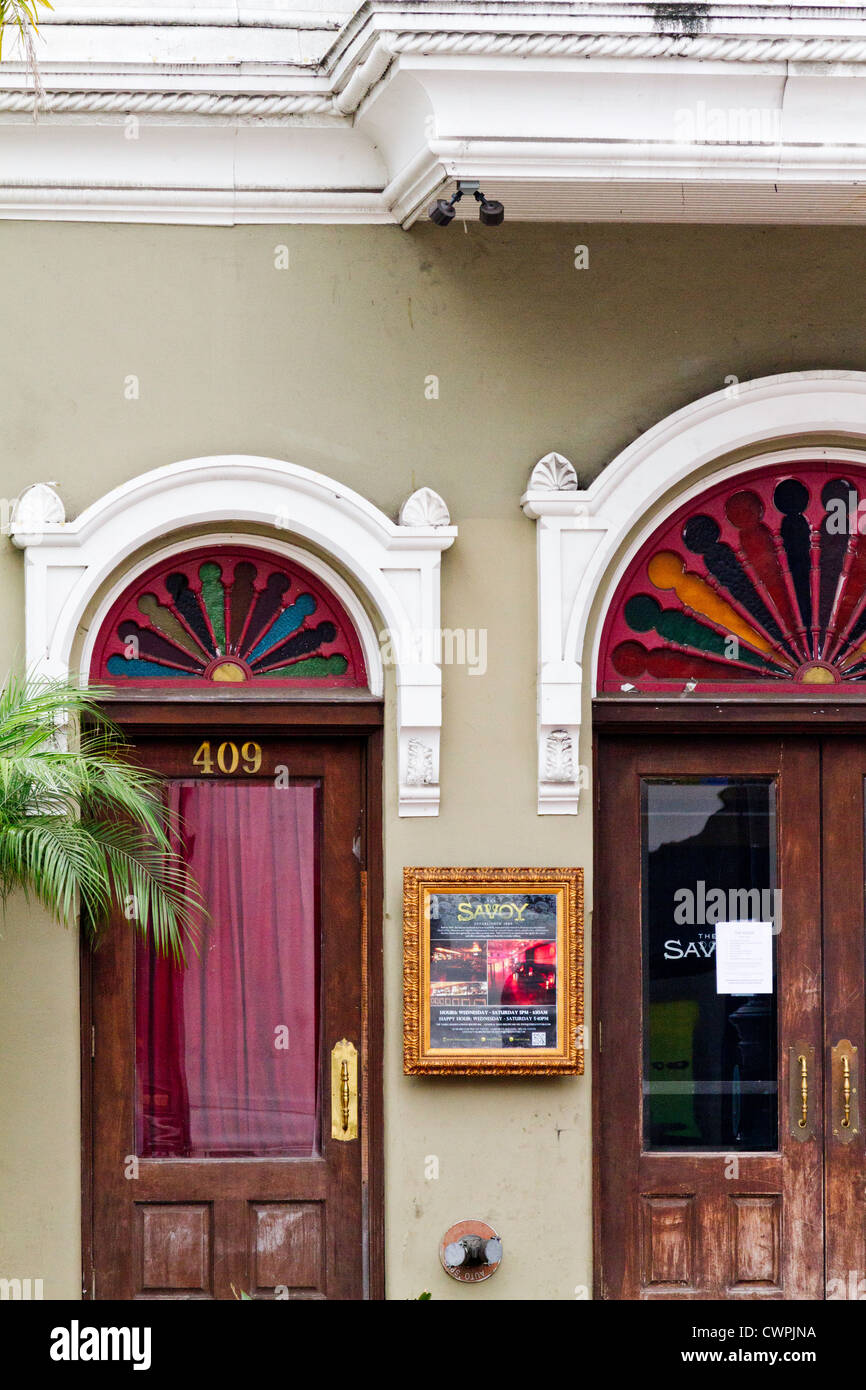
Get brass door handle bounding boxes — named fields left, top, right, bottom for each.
left=832, top=1040, right=860, bottom=1142
left=789, top=1042, right=815, bottom=1140
left=798, top=1053, right=809, bottom=1129
left=331, top=1039, right=358, bottom=1141
left=340, top=1060, right=351, bottom=1132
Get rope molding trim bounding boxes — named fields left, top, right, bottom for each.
left=5, top=28, right=866, bottom=119
left=0, top=91, right=337, bottom=115
left=386, top=30, right=866, bottom=64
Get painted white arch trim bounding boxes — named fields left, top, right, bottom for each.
left=11, top=455, right=457, bottom=817
left=521, top=370, right=866, bottom=814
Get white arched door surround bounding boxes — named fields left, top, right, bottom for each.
left=10, top=457, right=457, bottom=817
left=521, top=370, right=866, bottom=814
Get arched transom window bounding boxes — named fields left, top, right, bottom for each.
left=598, top=462, right=866, bottom=692
left=90, top=544, right=367, bottom=688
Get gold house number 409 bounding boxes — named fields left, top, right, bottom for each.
left=192, top=740, right=262, bottom=774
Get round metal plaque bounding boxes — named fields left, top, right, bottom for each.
left=439, top=1220, right=503, bottom=1283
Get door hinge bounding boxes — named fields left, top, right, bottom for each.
left=353, top=808, right=367, bottom=868
left=91, top=1025, right=95, bottom=1059
left=598, top=1019, right=603, bottom=1053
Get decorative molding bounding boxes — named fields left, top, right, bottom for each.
left=7, top=4, right=866, bottom=223
left=11, top=483, right=66, bottom=540
left=543, top=728, right=575, bottom=783
left=398, top=487, right=451, bottom=529
left=388, top=30, right=866, bottom=66
left=10, top=455, right=456, bottom=817
left=527, top=452, right=577, bottom=495
left=13, top=27, right=866, bottom=126
left=521, top=371, right=866, bottom=813
left=405, top=736, right=434, bottom=786
left=0, top=91, right=337, bottom=117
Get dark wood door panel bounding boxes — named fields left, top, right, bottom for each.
left=126, top=1162, right=330, bottom=1200
left=595, top=735, right=824, bottom=1300
left=821, top=740, right=866, bottom=1298
left=638, top=1189, right=785, bottom=1297
left=89, top=732, right=369, bottom=1301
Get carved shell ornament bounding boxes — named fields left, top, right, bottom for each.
left=599, top=462, right=866, bottom=692
left=12, top=482, right=66, bottom=529
left=528, top=452, right=578, bottom=492
left=399, top=488, right=451, bottom=528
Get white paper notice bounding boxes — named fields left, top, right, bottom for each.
left=714, top=920, right=773, bottom=995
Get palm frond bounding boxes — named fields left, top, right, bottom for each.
left=0, top=0, right=52, bottom=105
left=0, top=675, right=205, bottom=959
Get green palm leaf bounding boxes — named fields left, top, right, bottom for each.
left=0, top=675, right=204, bottom=960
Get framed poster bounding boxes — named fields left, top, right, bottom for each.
left=403, top=867, right=584, bottom=1075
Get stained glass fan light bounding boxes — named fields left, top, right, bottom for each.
left=91, top=546, right=366, bottom=688
left=598, top=463, right=866, bottom=693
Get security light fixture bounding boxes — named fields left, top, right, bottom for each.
left=427, top=180, right=505, bottom=227
left=428, top=199, right=457, bottom=226
left=477, top=195, right=505, bottom=226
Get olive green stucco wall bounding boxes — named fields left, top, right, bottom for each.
left=2, top=222, right=866, bottom=1299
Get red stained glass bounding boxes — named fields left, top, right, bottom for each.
left=598, top=462, right=866, bottom=693
left=91, top=545, right=366, bottom=688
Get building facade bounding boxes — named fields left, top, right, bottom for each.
left=3, top=0, right=866, bottom=1299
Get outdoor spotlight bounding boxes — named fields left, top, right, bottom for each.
left=477, top=196, right=504, bottom=227
left=427, top=180, right=505, bottom=227
left=428, top=198, right=456, bottom=227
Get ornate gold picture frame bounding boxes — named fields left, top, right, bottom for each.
left=403, top=866, right=584, bottom=1075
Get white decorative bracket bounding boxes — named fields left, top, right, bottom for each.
left=521, top=453, right=604, bottom=815
left=522, top=372, right=866, bottom=813
left=10, top=459, right=456, bottom=817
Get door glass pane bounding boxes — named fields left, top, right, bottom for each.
left=642, top=778, right=778, bottom=1151
left=135, top=780, right=320, bottom=1158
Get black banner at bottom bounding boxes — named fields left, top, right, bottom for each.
left=0, top=1297, right=855, bottom=1377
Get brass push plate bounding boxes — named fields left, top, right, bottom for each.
left=331, top=1039, right=359, bottom=1141
left=831, top=1039, right=860, bottom=1143
left=789, top=1042, right=816, bottom=1141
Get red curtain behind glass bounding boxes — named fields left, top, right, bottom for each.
left=136, top=780, right=319, bottom=1157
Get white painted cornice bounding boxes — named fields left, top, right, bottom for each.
left=7, top=2, right=866, bottom=222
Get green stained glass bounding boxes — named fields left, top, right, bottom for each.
left=624, top=594, right=782, bottom=673
left=199, top=562, right=227, bottom=653
left=265, top=655, right=349, bottom=679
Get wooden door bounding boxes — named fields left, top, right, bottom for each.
left=88, top=733, right=368, bottom=1300
left=822, top=739, right=866, bottom=1299
left=595, top=735, right=824, bottom=1299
